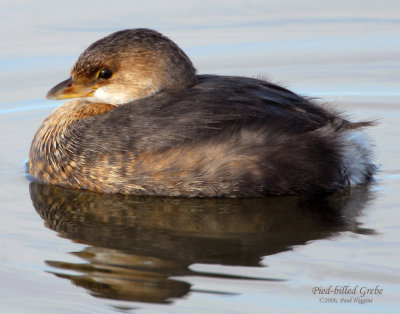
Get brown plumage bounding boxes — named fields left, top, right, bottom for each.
left=28, top=28, right=375, bottom=197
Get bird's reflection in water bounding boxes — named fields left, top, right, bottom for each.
left=30, top=182, right=375, bottom=304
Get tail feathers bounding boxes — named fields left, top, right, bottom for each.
left=346, top=120, right=377, bottom=129
left=340, top=129, right=375, bottom=187
left=332, top=117, right=377, bottom=131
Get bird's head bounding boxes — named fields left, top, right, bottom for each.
left=47, top=28, right=198, bottom=105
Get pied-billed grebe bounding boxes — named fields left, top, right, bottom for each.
left=28, top=28, right=375, bottom=197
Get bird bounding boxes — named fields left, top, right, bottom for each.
left=28, top=28, right=375, bottom=197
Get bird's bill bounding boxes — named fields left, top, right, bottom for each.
left=46, top=77, right=96, bottom=100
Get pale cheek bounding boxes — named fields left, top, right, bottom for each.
left=89, top=87, right=132, bottom=105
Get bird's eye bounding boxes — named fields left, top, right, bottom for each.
left=97, top=68, right=113, bottom=80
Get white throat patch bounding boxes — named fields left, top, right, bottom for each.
left=89, top=86, right=132, bottom=105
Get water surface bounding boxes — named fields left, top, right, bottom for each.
left=0, top=1, right=399, bottom=313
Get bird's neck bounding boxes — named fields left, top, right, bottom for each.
left=28, top=100, right=115, bottom=184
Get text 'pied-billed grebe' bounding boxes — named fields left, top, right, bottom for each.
left=28, top=28, right=375, bottom=197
